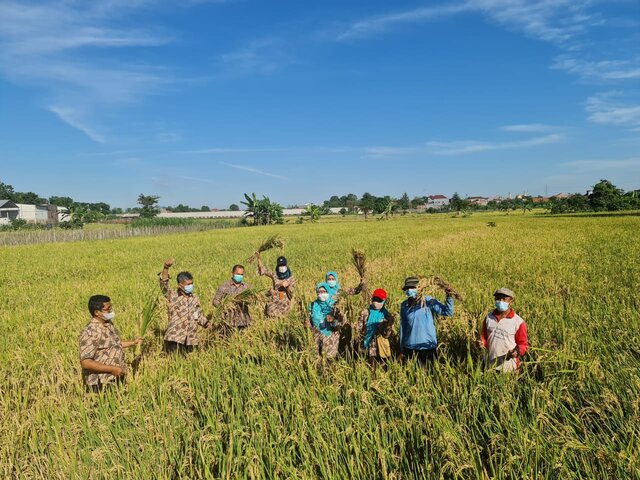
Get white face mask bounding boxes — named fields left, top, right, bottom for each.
left=278, top=266, right=288, bottom=273
left=372, top=301, right=384, bottom=310
left=102, top=311, right=115, bottom=321
left=317, top=292, right=330, bottom=302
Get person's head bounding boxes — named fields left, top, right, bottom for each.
left=276, top=256, right=289, bottom=274
left=402, top=276, right=419, bottom=299
left=493, top=288, right=515, bottom=313
left=232, top=264, right=245, bottom=284
left=88, top=295, right=114, bottom=321
left=177, top=271, right=194, bottom=294
left=371, top=288, right=387, bottom=310
left=325, top=271, right=338, bottom=288
left=316, top=283, right=331, bottom=302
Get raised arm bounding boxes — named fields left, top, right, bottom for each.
left=428, top=295, right=454, bottom=317
left=159, top=258, right=174, bottom=296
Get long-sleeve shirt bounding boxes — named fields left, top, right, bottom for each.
left=212, top=279, right=252, bottom=327
left=357, top=308, right=395, bottom=356
left=79, top=318, right=125, bottom=386
left=399, top=296, right=454, bottom=351
left=481, top=309, right=528, bottom=372
left=159, top=276, right=208, bottom=345
left=258, top=264, right=295, bottom=317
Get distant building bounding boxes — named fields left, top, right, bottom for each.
left=552, top=193, right=569, bottom=199
left=467, top=196, right=489, bottom=206
left=16, top=203, right=50, bottom=223
left=426, top=195, right=449, bottom=209
left=532, top=196, right=550, bottom=204
left=0, top=200, right=20, bottom=225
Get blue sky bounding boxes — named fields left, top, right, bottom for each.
left=1, top=0, right=639, bottom=208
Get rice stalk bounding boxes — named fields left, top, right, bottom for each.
left=247, top=235, right=285, bottom=263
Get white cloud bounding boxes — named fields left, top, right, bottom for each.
left=586, top=92, right=640, bottom=130
left=337, top=0, right=597, bottom=47
left=221, top=162, right=289, bottom=180
left=552, top=56, right=640, bottom=81
left=0, top=1, right=177, bottom=141
left=48, top=105, right=106, bottom=143
left=426, top=134, right=564, bottom=155
left=218, top=38, right=292, bottom=77
left=502, top=124, right=559, bottom=133
left=337, top=3, right=470, bottom=41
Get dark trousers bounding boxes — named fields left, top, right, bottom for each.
left=164, top=340, right=194, bottom=355
left=401, top=348, right=438, bottom=365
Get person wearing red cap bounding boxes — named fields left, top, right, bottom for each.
left=357, top=288, right=395, bottom=367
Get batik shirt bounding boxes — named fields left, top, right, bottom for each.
left=212, top=279, right=252, bottom=327
left=79, top=318, right=125, bottom=386
left=160, top=276, right=208, bottom=345
left=258, top=264, right=295, bottom=317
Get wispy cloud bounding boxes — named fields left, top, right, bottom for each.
left=337, top=1, right=597, bottom=47
left=337, top=3, right=469, bottom=41
left=217, top=38, right=293, bottom=77
left=552, top=55, right=640, bottom=81
left=0, top=1, right=178, bottom=142
left=427, top=134, right=564, bottom=155
left=585, top=92, right=640, bottom=131
left=562, top=158, right=640, bottom=172
left=48, top=105, right=106, bottom=143
left=221, top=162, right=289, bottom=180
left=502, top=124, right=560, bottom=133
left=185, top=146, right=356, bottom=154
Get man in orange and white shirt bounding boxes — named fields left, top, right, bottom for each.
left=480, top=288, right=528, bottom=372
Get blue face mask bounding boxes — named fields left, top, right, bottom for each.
left=495, top=300, right=510, bottom=312
left=233, top=274, right=244, bottom=284
left=405, top=289, right=417, bottom=298
left=327, top=280, right=337, bottom=288
left=183, top=284, right=194, bottom=294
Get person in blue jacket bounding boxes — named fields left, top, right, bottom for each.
left=399, top=276, right=454, bottom=364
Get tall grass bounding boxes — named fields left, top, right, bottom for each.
left=0, top=214, right=638, bottom=478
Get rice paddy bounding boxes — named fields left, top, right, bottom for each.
left=0, top=212, right=638, bottom=478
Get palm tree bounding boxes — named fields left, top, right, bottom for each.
left=241, top=193, right=257, bottom=225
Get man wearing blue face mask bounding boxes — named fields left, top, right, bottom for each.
left=480, top=288, right=528, bottom=373
left=213, top=264, right=252, bottom=331
left=160, top=258, right=210, bottom=354
left=399, top=276, right=454, bottom=364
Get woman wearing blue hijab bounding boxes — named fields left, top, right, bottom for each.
left=307, top=282, right=344, bottom=361
left=324, top=271, right=365, bottom=301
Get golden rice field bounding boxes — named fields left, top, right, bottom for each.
left=0, top=213, right=639, bottom=479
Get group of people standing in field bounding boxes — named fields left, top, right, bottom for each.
left=79, top=254, right=529, bottom=392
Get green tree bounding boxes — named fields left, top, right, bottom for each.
left=360, top=192, right=376, bottom=220
left=589, top=179, right=623, bottom=211
left=0, top=180, right=16, bottom=200
left=303, top=204, right=323, bottom=223
left=15, top=192, right=46, bottom=204
left=137, top=194, right=160, bottom=218
left=229, top=204, right=240, bottom=211
left=200, top=205, right=210, bottom=212
left=49, top=196, right=74, bottom=209
left=399, top=192, right=410, bottom=213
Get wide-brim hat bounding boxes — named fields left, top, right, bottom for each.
left=494, top=287, right=515, bottom=298
left=402, top=276, right=419, bottom=290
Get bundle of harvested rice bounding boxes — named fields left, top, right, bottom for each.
left=416, top=275, right=464, bottom=302
left=351, top=249, right=371, bottom=299
left=247, top=235, right=285, bottom=263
